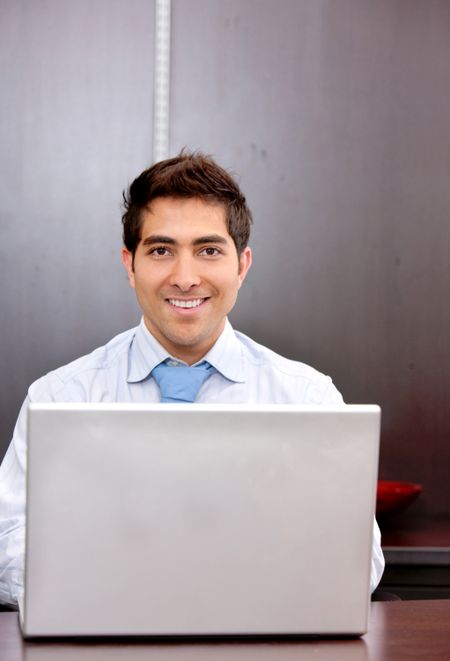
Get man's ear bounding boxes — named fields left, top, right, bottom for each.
left=121, top=247, right=135, bottom=288
left=237, top=246, right=252, bottom=288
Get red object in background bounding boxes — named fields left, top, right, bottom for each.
left=376, top=480, right=423, bottom=517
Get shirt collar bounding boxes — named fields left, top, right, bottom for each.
left=127, top=318, right=245, bottom=384
left=127, top=319, right=171, bottom=383
left=202, top=319, right=245, bottom=383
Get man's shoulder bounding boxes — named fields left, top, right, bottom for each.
left=28, top=326, right=137, bottom=400
left=236, top=330, right=322, bottom=377
left=234, top=330, right=344, bottom=405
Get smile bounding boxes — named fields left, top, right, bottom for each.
left=168, top=298, right=207, bottom=309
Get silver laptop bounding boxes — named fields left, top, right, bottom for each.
left=21, top=403, right=380, bottom=638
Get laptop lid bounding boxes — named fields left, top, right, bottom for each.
left=22, top=403, right=380, bottom=637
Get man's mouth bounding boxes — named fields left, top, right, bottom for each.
left=168, top=298, right=207, bottom=309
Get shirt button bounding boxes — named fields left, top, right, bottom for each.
left=168, top=360, right=179, bottom=367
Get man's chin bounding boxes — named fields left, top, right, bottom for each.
left=156, top=322, right=223, bottom=360
left=144, top=314, right=226, bottom=355
left=163, top=331, right=210, bottom=350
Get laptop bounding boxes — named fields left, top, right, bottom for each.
left=20, top=403, right=381, bottom=638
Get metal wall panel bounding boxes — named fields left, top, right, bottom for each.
left=170, top=0, right=450, bottom=519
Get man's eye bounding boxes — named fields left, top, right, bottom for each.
left=200, top=247, right=220, bottom=257
left=149, top=247, right=171, bottom=257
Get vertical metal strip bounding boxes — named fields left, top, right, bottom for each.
left=153, top=0, right=171, bottom=162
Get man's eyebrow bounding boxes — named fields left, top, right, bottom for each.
left=192, top=235, right=229, bottom=246
left=141, top=235, right=176, bottom=246
left=141, top=234, right=229, bottom=247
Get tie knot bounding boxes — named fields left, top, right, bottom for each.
left=151, top=360, right=215, bottom=403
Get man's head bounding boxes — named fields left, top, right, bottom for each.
left=122, top=151, right=253, bottom=263
left=121, top=152, right=253, bottom=364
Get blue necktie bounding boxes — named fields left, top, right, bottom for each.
left=151, top=360, right=215, bottom=403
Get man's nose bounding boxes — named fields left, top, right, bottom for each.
left=168, top=255, right=201, bottom=291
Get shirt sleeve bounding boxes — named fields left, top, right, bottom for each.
left=320, top=377, right=345, bottom=405
left=370, top=517, right=385, bottom=593
left=0, top=397, right=28, bottom=608
left=319, top=380, right=385, bottom=593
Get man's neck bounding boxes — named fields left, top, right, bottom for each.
left=142, top=318, right=226, bottom=366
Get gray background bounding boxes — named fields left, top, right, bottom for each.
left=0, top=0, right=449, bottom=522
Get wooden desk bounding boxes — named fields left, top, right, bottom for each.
left=1, top=600, right=449, bottom=660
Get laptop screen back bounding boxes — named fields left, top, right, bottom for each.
left=23, top=403, right=380, bottom=637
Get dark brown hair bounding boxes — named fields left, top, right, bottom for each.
left=122, top=151, right=252, bottom=256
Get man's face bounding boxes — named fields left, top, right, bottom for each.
left=122, top=196, right=252, bottom=364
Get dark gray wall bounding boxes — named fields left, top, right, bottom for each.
left=0, top=0, right=152, bottom=445
left=1, top=1, right=449, bottom=521
left=170, top=0, right=450, bottom=521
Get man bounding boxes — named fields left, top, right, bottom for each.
left=0, top=152, right=384, bottom=607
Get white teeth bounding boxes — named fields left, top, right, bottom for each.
left=169, top=298, right=204, bottom=309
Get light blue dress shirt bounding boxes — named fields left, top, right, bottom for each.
left=0, top=318, right=384, bottom=606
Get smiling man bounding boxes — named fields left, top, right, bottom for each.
left=122, top=196, right=251, bottom=365
left=0, top=152, right=384, bottom=608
